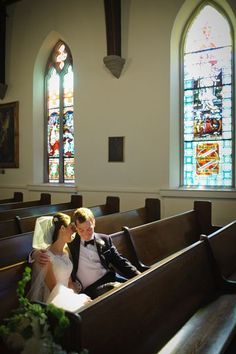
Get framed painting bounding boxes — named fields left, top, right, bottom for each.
left=0, top=101, right=19, bottom=168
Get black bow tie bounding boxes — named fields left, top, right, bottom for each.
left=84, top=239, right=95, bottom=247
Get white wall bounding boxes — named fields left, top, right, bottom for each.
left=0, top=0, right=235, bottom=226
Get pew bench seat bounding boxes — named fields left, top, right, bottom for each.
left=158, top=293, right=236, bottom=354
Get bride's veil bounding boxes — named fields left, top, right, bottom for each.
left=27, top=216, right=55, bottom=302
left=32, top=216, right=55, bottom=249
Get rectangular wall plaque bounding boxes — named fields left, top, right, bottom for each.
left=108, top=136, right=124, bottom=162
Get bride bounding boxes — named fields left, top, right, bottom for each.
left=28, top=212, right=91, bottom=312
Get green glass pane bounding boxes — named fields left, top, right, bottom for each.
left=49, top=158, right=59, bottom=183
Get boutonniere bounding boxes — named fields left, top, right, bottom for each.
left=95, top=238, right=106, bottom=249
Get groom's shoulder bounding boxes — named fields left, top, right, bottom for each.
left=69, top=233, right=80, bottom=248
left=95, top=233, right=111, bottom=245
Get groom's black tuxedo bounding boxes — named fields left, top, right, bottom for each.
left=68, top=232, right=140, bottom=290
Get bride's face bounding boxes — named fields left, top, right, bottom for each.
left=61, top=223, right=75, bottom=243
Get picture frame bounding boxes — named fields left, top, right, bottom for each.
left=0, top=101, right=19, bottom=168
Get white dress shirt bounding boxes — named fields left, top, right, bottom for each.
left=76, top=238, right=107, bottom=289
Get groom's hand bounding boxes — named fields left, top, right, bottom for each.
left=32, top=249, right=50, bottom=266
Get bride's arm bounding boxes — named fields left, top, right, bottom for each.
left=44, top=261, right=57, bottom=291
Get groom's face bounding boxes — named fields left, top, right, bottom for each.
left=75, top=219, right=95, bottom=241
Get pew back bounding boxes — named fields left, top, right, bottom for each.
left=0, top=263, right=83, bottom=353
left=0, top=192, right=23, bottom=204
left=110, top=230, right=144, bottom=272
left=0, top=194, right=81, bottom=220
left=0, top=196, right=119, bottom=237
left=18, top=196, right=119, bottom=233
left=78, top=241, right=218, bottom=354
left=94, top=198, right=160, bottom=234
left=0, top=262, right=27, bottom=320
left=128, top=200, right=216, bottom=266
left=0, top=230, right=141, bottom=270
left=0, top=217, right=21, bottom=237
left=0, top=193, right=51, bottom=212
left=0, top=233, right=33, bottom=268
left=205, top=221, right=236, bottom=279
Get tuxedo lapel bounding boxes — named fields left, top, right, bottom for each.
left=68, top=234, right=81, bottom=278
left=94, top=234, right=109, bottom=268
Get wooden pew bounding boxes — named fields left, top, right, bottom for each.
left=110, top=230, right=146, bottom=272
left=0, top=194, right=83, bottom=237
left=0, top=191, right=23, bottom=204
left=0, top=194, right=80, bottom=221
left=0, top=196, right=120, bottom=238
left=17, top=195, right=119, bottom=234
left=0, top=193, right=51, bottom=212
left=0, top=262, right=27, bottom=321
left=201, top=221, right=236, bottom=280
left=0, top=199, right=213, bottom=268
left=126, top=200, right=219, bottom=267
left=1, top=216, right=236, bottom=352
left=0, top=201, right=155, bottom=269
left=0, top=222, right=141, bottom=318
left=0, top=217, right=21, bottom=237
left=0, top=195, right=119, bottom=228
left=0, top=228, right=141, bottom=318
left=0, top=229, right=143, bottom=272
left=77, top=240, right=236, bottom=354
left=0, top=263, right=82, bottom=353
left=0, top=232, right=33, bottom=268
left=94, top=198, right=160, bottom=234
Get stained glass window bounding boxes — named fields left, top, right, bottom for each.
left=182, top=4, right=233, bottom=187
left=45, top=41, right=75, bottom=183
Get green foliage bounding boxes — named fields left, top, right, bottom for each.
left=0, top=266, right=88, bottom=354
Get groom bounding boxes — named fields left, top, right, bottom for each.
left=68, top=207, right=141, bottom=298
left=35, top=207, right=141, bottom=299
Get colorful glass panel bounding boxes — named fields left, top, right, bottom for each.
left=49, top=158, right=60, bottom=183
left=46, top=41, right=75, bottom=183
left=64, top=65, right=74, bottom=107
left=48, top=68, right=60, bottom=109
left=48, top=110, right=60, bottom=157
left=64, top=158, right=75, bottom=183
left=63, top=108, right=74, bottom=158
left=55, top=43, right=68, bottom=70
left=183, top=5, right=233, bottom=187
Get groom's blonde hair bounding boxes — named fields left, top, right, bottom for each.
left=73, top=207, right=95, bottom=225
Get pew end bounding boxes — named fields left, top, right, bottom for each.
left=0, top=191, right=23, bottom=204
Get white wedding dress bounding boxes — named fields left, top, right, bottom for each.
left=28, top=250, right=90, bottom=312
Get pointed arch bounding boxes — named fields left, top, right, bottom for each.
left=181, top=1, right=234, bottom=187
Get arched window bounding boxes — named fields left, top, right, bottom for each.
left=45, top=41, right=75, bottom=183
left=182, top=3, right=234, bottom=187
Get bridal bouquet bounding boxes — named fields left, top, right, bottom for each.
left=0, top=266, right=88, bottom=354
